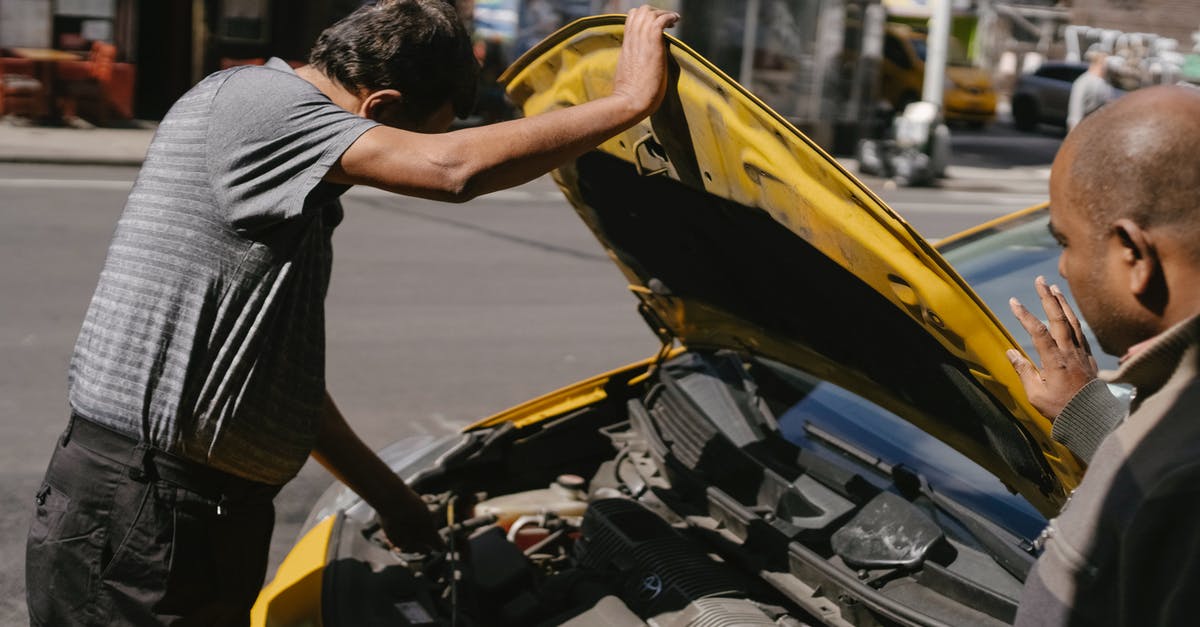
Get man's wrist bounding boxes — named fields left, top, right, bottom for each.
left=1051, top=379, right=1127, bottom=463
left=605, top=89, right=653, bottom=125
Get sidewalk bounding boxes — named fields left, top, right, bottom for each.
left=0, top=118, right=154, bottom=166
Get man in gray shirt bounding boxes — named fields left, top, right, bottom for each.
left=26, top=2, right=679, bottom=624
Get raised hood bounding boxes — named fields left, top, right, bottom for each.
left=500, top=17, right=1081, bottom=513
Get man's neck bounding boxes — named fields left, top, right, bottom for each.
left=1161, top=255, right=1200, bottom=332
left=294, top=65, right=362, bottom=114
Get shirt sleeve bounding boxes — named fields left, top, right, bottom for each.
left=1051, top=379, right=1128, bottom=464
left=206, top=65, right=379, bottom=234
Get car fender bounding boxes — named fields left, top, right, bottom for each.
left=298, top=433, right=466, bottom=535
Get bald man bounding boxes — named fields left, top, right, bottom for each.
left=1004, top=85, right=1200, bottom=625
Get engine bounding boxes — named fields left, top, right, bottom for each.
left=309, top=350, right=1032, bottom=627
left=319, top=450, right=812, bottom=627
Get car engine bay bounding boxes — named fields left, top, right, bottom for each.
left=314, top=352, right=1040, bottom=627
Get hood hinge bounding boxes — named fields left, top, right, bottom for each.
left=637, top=301, right=676, bottom=373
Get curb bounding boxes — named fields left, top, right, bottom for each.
left=0, top=121, right=155, bottom=167
left=0, top=154, right=145, bottom=166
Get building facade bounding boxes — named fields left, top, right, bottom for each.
left=1070, top=0, right=1200, bottom=45
left=1, top=0, right=373, bottom=119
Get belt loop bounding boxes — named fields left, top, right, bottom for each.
left=127, top=442, right=154, bottom=482
left=60, top=414, right=76, bottom=448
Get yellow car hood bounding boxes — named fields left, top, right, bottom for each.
left=501, top=16, right=1081, bottom=513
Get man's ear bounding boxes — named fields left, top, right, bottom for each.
left=1112, top=218, right=1158, bottom=296
left=358, top=89, right=403, bottom=121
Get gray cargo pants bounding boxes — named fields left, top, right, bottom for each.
left=26, top=413, right=281, bottom=626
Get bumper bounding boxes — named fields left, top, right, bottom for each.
left=250, top=514, right=338, bottom=627
left=944, top=92, right=997, bottom=123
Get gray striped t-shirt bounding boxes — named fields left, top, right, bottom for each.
left=68, top=58, right=379, bottom=484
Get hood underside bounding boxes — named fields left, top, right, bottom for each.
left=500, top=16, right=1081, bottom=512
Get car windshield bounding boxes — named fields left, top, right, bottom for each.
left=665, top=210, right=1128, bottom=546
left=938, top=209, right=1119, bottom=372
left=911, top=36, right=971, bottom=66
left=664, top=349, right=1048, bottom=545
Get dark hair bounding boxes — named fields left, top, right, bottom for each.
left=309, top=0, right=478, bottom=125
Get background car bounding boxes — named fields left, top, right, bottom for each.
left=880, top=23, right=998, bottom=127
left=253, top=18, right=1103, bottom=627
left=1009, top=61, right=1123, bottom=132
left=1010, top=61, right=1087, bottom=131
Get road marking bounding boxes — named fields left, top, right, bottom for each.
left=0, top=178, right=566, bottom=203
left=884, top=197, right=1045, bottom=214
left=0, top=178, right=133, bottom=190
left=0, top=178, right=1038, bottom=214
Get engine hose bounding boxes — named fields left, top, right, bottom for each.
left=447, top=495, right=460, bottom=627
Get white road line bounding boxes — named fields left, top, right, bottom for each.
left=884, top=199, right=1045, bottom=214
left=0, top=178, right=133, bottom=190
left=933, top=189, right=1047, bottom=199
left=0, top=178, right=566, bottom=203
left=0, top=178, right=1038, bottom=215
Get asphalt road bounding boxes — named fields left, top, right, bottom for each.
left=0, top=125, right=1060, bottom=624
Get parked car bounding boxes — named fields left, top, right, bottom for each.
left=880, top=23, right=997, bottom=127
left=1010, top=61, right=1120, bottom=132
left=253, top=17, right=1102, bottom=627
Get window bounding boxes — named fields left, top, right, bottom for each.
left=54, top=0, right=115, bottom=50
left=883, top=35, right=911, bottom=69
left=1036, top=65, right=1086, bottom=82
left=218, top=0, right=270, bottom=43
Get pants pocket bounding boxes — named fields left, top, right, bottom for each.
left=26, top=438, right=121, bottom=627
left=159, top=491, right=275, bottom=624
left=28, top=481, right=70, bottom=544
left=26, top=481, right=93, bottom=626
left=96, top=482, right=211, bottom=622
left=158, top=489, right=222, bottom=615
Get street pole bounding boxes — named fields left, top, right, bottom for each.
left=192, top=0, right=207, bottom=86
left=738, top=0, right=760, bottom=88
left=922, top=0, right=951, bottom=106
left=890, top=0, right=952, bottom=185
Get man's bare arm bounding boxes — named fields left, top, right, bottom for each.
left=325, top=6, right=679, bottom=202
left=310, top=392, right=443, bottom=551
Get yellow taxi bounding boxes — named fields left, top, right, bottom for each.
left=881, top=23, right=997, bottom=126
left=252, top=16, right=1097, bottom=627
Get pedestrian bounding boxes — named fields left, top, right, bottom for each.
left=1004, top=85, right=1200, bottom=625
left=1066, top=47, right=1112, bottom=132
left=24, top=2, right=679, bottom=625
